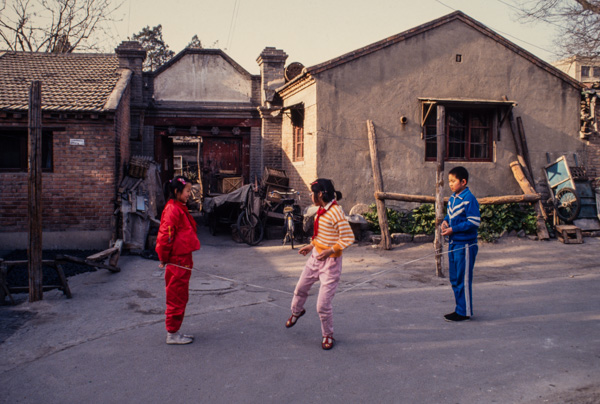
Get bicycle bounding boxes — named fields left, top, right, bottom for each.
left=270, top=190, right=301, bottom=249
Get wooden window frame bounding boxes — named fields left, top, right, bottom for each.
left=291, top=108, right=304, bottom=162
left=0, top=129, right=54, bottom=172
left=424, top=107, right=494, bottom=162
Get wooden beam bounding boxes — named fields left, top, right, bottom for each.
left=367, top=120, right=392, bottom=249
left=510, top=161, right=550, bottom=240
left=375, top=191, right=540, bottom=205
left=28, top=81, right=43, bottom=302
left=434, top=105, right=445, bottom=278
left=503, top=95, right=534, bottom=186
left=516, top=116, right=534, bottom=182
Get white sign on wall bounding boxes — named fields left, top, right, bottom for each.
left=70, top=139, right=85, bottom=146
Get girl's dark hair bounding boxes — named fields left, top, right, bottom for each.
left=164, top=175, right=191, bottom=200
left=310, top=178, right=342, bottom=203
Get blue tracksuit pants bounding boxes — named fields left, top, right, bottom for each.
left=448, top=241, right=478, bottom=317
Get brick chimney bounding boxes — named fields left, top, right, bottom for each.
left=256, top=47, right=288, bottom=107
left=115, top=41, right=146, bottom=106
left=256, top=47, right=288, bottom=171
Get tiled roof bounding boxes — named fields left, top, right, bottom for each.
left=0, top=51, right=124, bottom=112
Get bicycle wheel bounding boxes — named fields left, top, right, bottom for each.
left=236, top=211, right=264, bottom=246
left=554, top=187, right=581, bottom=223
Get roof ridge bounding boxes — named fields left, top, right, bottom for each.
left=295, top=10, right=580, bottom=90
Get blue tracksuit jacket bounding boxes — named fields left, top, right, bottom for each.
left=443, top=187, right=480, bottom=242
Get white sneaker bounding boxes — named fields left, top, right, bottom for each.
left=166, top=332, right=193, bottom=345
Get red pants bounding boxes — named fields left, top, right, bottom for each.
left=165, top=254, right=193, bottom=333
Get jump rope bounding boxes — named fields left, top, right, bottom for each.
left=163, top=243, right=472, bottom=303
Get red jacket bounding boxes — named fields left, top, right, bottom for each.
left=156, top=199, right=200, bottom=264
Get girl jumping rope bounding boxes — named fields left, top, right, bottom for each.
left=156, top=176, right=201, bottom=345
left=285, top=179, right=355, bottom=350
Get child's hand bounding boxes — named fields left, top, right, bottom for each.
left=298, top=244, right=313, bottom=256
left=441, top=226, right=453, bottom=236
left=159, top=262, right=166, bottom=269
left=316, top=248, right=335, bottom=261
left=441, top=220, right=449, bottom=231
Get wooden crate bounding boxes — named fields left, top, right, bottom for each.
left=221, top=177, right=243, bottom=194
left=555, top=224, right=583, bottom=244
left=263, top=167, right=289, bottom=188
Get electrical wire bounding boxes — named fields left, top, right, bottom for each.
left=433, top=0, right=562, bottom=58
left=225, top=0, right=241, bottom=51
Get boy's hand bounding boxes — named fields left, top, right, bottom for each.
left=441, top=220, right=449, bottom=231
left=299, top=244, right=314, bottom=256
left=159, top=262, right=166, bottom=268
left=441, top=226, right=453, bottom=236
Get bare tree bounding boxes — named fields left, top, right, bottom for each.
left=0, top=0, right=122, bottom=53
left=514, top=0, right=600, bottom=57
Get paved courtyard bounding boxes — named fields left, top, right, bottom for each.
left=1, top=227, right=599, bottom=404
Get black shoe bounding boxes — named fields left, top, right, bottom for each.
left=444, top=312, right=471, bottom=322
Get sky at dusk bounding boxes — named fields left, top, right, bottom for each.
left=110, top=0, right=561, bottom=74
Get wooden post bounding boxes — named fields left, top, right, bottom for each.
left=510, top=161, right=550, bottom=240
left=503, top=96, right=534, bottom=186
left=434, top=105, right=445, bottom=278
left=516, top=117, right=534, bottom=182
left=28, top=81, right=43, bottom=302
left=196, top=140, right=203, bottom=198
left=366, top=120, right=392, bottom=249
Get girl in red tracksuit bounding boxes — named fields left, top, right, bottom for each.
left=156, top=176, right=200, bottom=345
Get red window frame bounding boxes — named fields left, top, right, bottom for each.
left=424, top=107, right=493, bottom=162
left=291, top=108, right=304, bottom=162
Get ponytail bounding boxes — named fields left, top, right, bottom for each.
left=310, top=178, right=342, bottom=203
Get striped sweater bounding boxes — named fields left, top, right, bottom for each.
left=311, top=201, right=355, bottom=257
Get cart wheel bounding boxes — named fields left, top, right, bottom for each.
left=237, top=211, right=264, bottom=246
left=554, top=187, right=581, bottom=223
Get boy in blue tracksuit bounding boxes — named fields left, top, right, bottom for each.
left=441, top=166, right=480, bottom=322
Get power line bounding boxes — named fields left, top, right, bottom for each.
left=432, top=0, right=561, bottom=58
left=225, top=0, right=241, bottom=51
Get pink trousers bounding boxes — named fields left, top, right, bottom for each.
left=291, top=249, right=343, bottom=336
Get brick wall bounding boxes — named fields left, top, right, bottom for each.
left=587, top=133, right=600, bottom=187
left=0, top=115, right=123, bottom=234
left=115, top=83, right=131, bottom=185
left=260, top=115, right=283, bottom=170
left=250, top=126, right=262, bottom=180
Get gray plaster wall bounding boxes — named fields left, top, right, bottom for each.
left=153, top=54, right=253, bottom=103
left=313, top=19, right=584, bottom=209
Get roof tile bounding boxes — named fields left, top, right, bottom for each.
left=0, top=52, right=121, bottom=112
